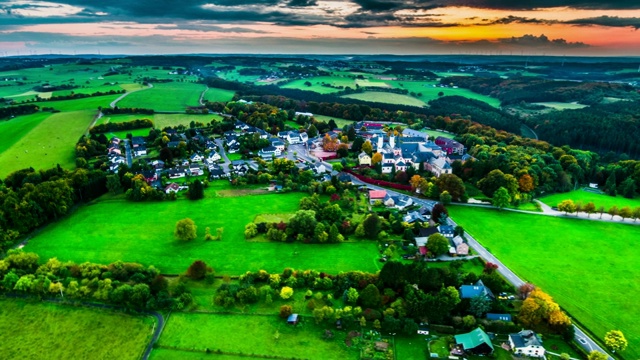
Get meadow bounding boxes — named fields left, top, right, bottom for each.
left=0, top=299, right=153, bottom=360
left=0, top=110, right=95, bottom=178
left=448, top=206, right=640, bottom=360
left=533, top=102, right=588, bottom=110
left=313, top=114, right=356, bottom=128
left=25, top=186, right=381, bottom=275
left=202, top=87, right=236, bottom=103
left=342, top=92, right=427, bottom=107
left=539, top=188, right=640, bottom=210
left=118, top=82, right=207, bottom=112
left=156, top=313, right=360, bottom=360
left=386, top=81, right=501, bottom=108
left=96, top=113, right=222, bottom=129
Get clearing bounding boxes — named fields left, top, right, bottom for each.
left=342, top=92, right=427, bottom=107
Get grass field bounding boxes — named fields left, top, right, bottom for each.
left=342, top=92, right=427, bottom=107
left=157, top=313, right=360, bottom=360
left=25, top=187, right=381, bottom=275
left=422, top=128, right=455, bottom=140
left=448, top=206, right=640, bottom=359
left=35, top=94, right=121, bottom=112
left=533, top=102, right=588, bottom=110
left=0, top=299, right=153, bottom=360
left=150, top=349, right=248, bottom=360
left=386, top=81, right=502, bottom=108
left=96, top=113, right=222, bottom=130
left=0, top=112, right=51, bottom=154
left=539, top=189, right=640, bottom=210
left=118, top=82, right=206, bottom=111
left=282, top=76, right=357, bottom=94
left=313, top=114, right=356, bottom=128
left=202, top=87, right=235, bottom=103
left=0, top=110, right=95, bottom=178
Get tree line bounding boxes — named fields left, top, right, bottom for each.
left=0, top=104, right=39, bottom=119
left=89, top=118, right=154, bottom=134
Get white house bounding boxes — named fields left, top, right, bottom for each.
left=165, top=183, right=181, bottom=194
left=509, top=330, right=545, bottom=358
left=358, top=152, right=371, bottom=166
left=207, top=151, right=221, bottom=162
left=258, top=145, right=282, bottom=159
left=133, top=146, right=147, bottom=157
left=190, top=153, right=203, bottom=162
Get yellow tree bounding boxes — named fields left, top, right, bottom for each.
left=518, top=174, right=535, bottom=193
left=604, top=330, right=628, bottom=352
left=372, top=153, right=383, bottom=165
left=362, top=140, right=373, bottom=155
left=519, top=289, right=563, bottom=327
left=409, top=175, right=423, bottom=190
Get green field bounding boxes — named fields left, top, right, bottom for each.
left=25, top=187, right=381, bottom=275
left=150, top=349, right=248, bottom=360
left=282, top=76, right=357, bottom=94
left=0, top=299, right=153, bottom=360
left=449, top=206, right=640, bottom=359
left=157, top=313, right=359, bottom=360
left=202, top=87, right=235, bottom=103
left=342, top=92, right=427, bottom=107
left=539, top=189, right=640, bottom=210
left=422, top=128, right=455, bottom=140
left=386, top=81, right=502, bottom=108
left=533, top=102, right=588, bottom=110
left=96, top=113, right=222, bottom=129
left=35, top=94, right=121, bottom=112
left=0, top=110, right=95, bottom=177
left=118, top=82, right=206, bottom=111
left=313, top=114, right=356, bottom=128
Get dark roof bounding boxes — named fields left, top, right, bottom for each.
left=486, top=313, right=512, bottom=322
left=418, top=227, right=439, bottom=237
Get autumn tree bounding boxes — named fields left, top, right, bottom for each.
left=371, top=152, right=383, bottom=165
left=361, top=140, right=373, bottom=155
left=583, top=202, right=596, bottom=217
left=186, top=260, right=211, bottom=280
left=280, top=286, right=294, bottom=300
left=518, top=283, right=536, bottom=299
left=436, top=174, right=465, bottom=201
left=604, top=330, right=628, bottom=352
left=608, top=205, right=619, bottom=219
left=619, top=206, right=632, bottom=220
left=519, top=289, right=571, bottom=332
left=557, top=200, right=577, bottom=215
left=279, top=305, right=293, bottom=318
left=175, top=218, right=197, bottom=241
left=431, top=203, right=448, bottom=224
left=518, top=174, right=535, bottom=193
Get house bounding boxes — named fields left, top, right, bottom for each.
left=131, top=136, right=145, bottom=148
left=427, top=157, right=452, bottom=177
left=209, top=166, right=227, bottom=179
left=167, top=167, right=187, bottom=179
left=207, top=151, right=221, bottom=162
left=417, top=324, right=430, bottom=335
left=403, top=211, right=427, bottom=224
left=509, top=330, right=545, bottom=358
left=142, top=170, right=157, bottom=184
left=287, top=131, right=308, bottom=144
left=450, top=236, right=469, bottom=256
left=414, top=227, right=439, bottom=255
left=313, top=163, right=327, bottom=174
left=189, top=164, right=202, bottom=176
left=393, top=196, right=413, bottom=210
left=258, top=145, right=282, bottom=159
left=269, top=138, right=286, bottom=151
left=190, top=153, right=203, bottom=162
left=435, top=136, right=465, bottom=155
left=383, top=194, right=396, bottom=207
left=454, top=327, right=494, bottom=355
left=486, top=313, right=512, bottom=322
left=287, top=314, right=299, bottom=325
left=358, top=152, right=371, bottom=166
left=460, top=280, right=495, bottom=300
left=438, top=225, right=455, bottom=238
left=151, top=160, right=165, bottom=170
left=368, top=190, right=387, bottom=204
left=381, top=163, right=394, bottom=174
left=165, top=183, right=181, bottom=194
left=133, top=146, right=147, bottom=157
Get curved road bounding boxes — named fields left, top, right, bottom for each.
left=109, top=83, right=153, bottom=108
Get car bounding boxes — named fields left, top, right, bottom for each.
left=379, top=257, right=388, bottom=263
left=508, top=295, right=516, bottom=300
left=402, top=254, right=416, bottom=260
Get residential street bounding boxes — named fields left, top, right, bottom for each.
left=123, top=138, right=133, bottom=167
left=214, top=138, right=231, bottom=173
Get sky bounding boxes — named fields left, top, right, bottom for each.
left=1, top=0, right=639, bottom=56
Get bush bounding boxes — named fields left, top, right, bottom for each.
left=279, top=305, right=293, bottom=318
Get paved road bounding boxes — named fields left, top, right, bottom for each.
left=199, top=86, right=209, bottom=106
left=456, top=201, right=639, bottom=226
left=348, top=180, right=612, bottom=359
left=214, top=138, right=231, bottom=173
left=123, top=139, right=133, bottom=167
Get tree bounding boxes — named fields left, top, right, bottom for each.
left=633, top=207, right=640, bottom=222
left=621, top=178, right=636, bottom=199
left=352, top=137, right=364, bottom=153
left=587, top=351, right=609, bottom=360
left=346, top=287, right=359, bottom=304
left=280, top=286, right=294, bottom=300
left=371, top=152, right=383, bottom=165
left=307, top=124, right=318, bottom=138
left=359, top=284, right=382, bottom=309
left=608, top=205, right=619, bottom=219
left=288, top=210, right=318, bottom=238
left=518, top=283, right=536, bottom=299
left=244, top=223, right=258, bottom=239
left=519, top=289, right=571, bottom=332
left=557, top=199, right=577, bottom=215
left=186, top=260, right=210, bottom=279
left=189, top=180, right=204, bottom=200
left=106, top=174, right=122, bottom=195
left=362, top=213, right=381, bottom=239
left=605, top=171, right=617, bottom=196
left=175, top=218, right=197, bottom=241
left=362, top=140, right=373, bottom=155
left=604, top=330, right=628, bottom=352
left=492, top=187, right=511, bottom=210
left=469, top=295, right=492, bottom=317
left=436, top=174, right=465, bottom=201
left=431, top=203, right=448, bottom=224
left=518, top=174, right=535, bottom=193
left=597, top=205, right=606, bottom=219
left=619, top=206, right=632, bottom=220
left=427, top=233, right=449, bottom=257
left=439, top=191, right=452, bottom=205
left=583, top=202, right=596, bottom=217
left=279, top=305, right=293, bottom=318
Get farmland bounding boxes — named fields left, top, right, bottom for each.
left=96, top=113, right=223, bottom=129
left=0, top=299, right=153, bottom=360
left=448, top=205, right=640, bottom=360
left=156, top=313, right=359, bottom=360
left=24, top=186, right=381, bottom=275
left=539, top=188, right=640, bottom=210
left=117, top=82, right=207, bottom=111
left=0, top=110, right=95, bottom=178
left=342, top=92, right=427, bottom=107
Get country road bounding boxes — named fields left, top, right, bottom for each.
left=109, top=83, right=153, bottom=108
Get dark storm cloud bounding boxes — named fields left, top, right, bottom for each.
left=498, top=34, right=589, bottom=48
left=287, top=0, right=317, bottom=7
left=486, top=16, right=558, bottom=25
left=565, top=16, right=640, bottom=29
left=440, top=0, right=640, bottom=10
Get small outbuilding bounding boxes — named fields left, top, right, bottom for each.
left=287, top=313, right=299, bottom=325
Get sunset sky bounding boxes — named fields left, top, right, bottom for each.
left=1, top=0, right=639, bottom=56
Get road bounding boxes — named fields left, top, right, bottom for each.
left=348, top=178, right=612, bottom=359
left=214, top=138, right=231, bottom=173
left=199, top=86, right=209, bottom=106
left=123, top=138, right=133, bottom=167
